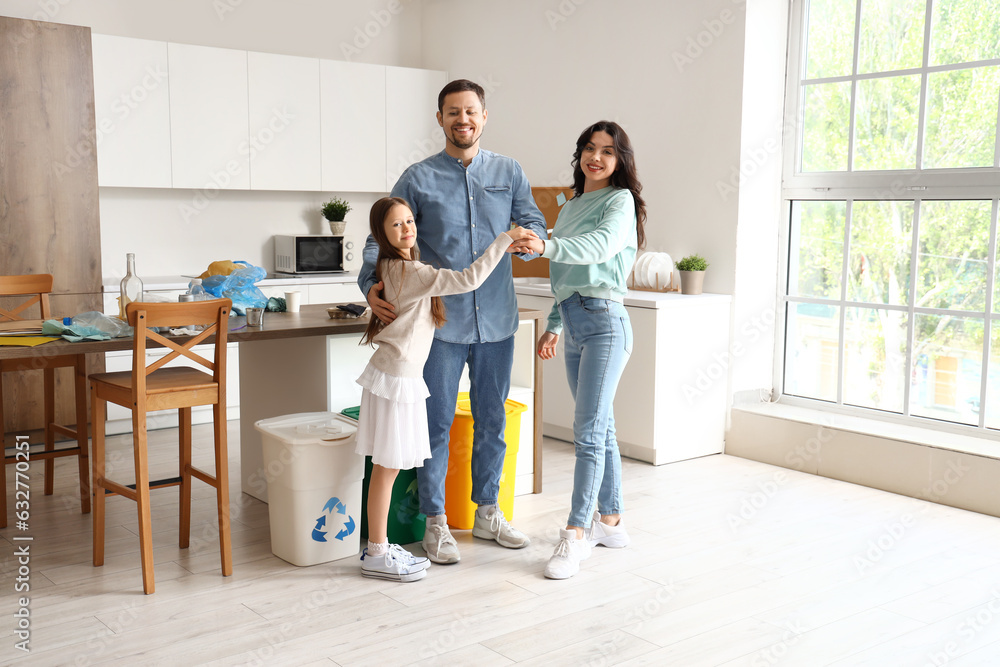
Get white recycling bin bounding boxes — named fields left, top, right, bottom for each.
left=254, top=412, right=364, bottom=566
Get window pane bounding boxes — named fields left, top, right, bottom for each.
left=789, top=201, right=846, bottom=298
left=854, top=74, right=920, bottom=170
left=805, top=0, right=858, bottom=79
left=910, top=314, right=984, bottom=425
left=802, top=82, right=852, bottom=171
left=785, top=302, right=840, bottom=402
left=849, top=200, right=914, bottom=305
left=844, top=307, right=907, bottom=412
left=858, top=0, right=925, bottom=74
left=930, top=0, right=1000, bottom=66
left=924, top=66, right=1000, bottom=169
left=916, top=200, right=991, bottom=312
left=987, top=323, right=999, bottom=430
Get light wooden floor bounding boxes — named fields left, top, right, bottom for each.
left=3, top=422, right=1000, bottom=666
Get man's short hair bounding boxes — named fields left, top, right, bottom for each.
left=437, top=79, right=486, bottom=113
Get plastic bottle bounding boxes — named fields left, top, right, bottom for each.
left=120, top=253, right=144, bottom=318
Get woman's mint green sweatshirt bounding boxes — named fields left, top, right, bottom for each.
left=541, top=186, right=637, bottom=335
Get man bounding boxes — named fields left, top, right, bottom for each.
left=358, top=79, right=546, bottom=563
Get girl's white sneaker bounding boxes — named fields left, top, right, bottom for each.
left=361, top=544, right=429, bottom=582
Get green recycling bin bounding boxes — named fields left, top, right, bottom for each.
left=341, top=407, right=425, bottom=545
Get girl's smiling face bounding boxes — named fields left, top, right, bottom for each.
left=384, top=204, right=416, bottom=258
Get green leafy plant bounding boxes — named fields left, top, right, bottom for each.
left=321, top=196, right=352, bottom=222
left=676, top=254, right=709, bottom=272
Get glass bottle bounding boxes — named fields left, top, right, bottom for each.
left=119, top=253, right=144, bottom=318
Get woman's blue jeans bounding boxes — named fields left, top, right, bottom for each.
left=418, top=336, right=515, bottom=516
left=560, top=294, right=632, bottom=528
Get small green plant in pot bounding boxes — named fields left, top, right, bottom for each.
left=322, top=196, right=352, bottom=234
left=676, top=254, right=709, bottom=295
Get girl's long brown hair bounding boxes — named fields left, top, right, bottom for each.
left=570, top=120, right=647, bottom=249
left=361, top=197, right=446, bottom=347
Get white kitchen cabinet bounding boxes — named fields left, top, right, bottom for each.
left=247, top=51, right=322, bottom=191
left=308, top=282, right=365, bottom=305
left=518, top=290, right=732, bottom=466
left=91, top=34, right=172, bottom=188
left=385, top=66, right=448, bottom=190
left=321, top=60, right=386, bottom=193
left=168, top=43, right=250, bottom=190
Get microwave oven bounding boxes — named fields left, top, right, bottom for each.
left=274, top=235, right=359, bottom=274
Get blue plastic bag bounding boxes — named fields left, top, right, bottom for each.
left=202, top=261, right=268, bottom=315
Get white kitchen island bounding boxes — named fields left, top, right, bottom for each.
left=515, top=280, right=732, bottom=465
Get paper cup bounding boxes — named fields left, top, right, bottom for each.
left=285, top=291, right=301, bottom=313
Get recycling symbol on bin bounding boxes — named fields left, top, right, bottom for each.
left=311, top=496, right=356, bottom=542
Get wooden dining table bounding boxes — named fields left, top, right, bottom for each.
left=0, top=303, right=547, bottom=495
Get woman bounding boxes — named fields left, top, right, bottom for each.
left=512, top=120, right=646, bottom=579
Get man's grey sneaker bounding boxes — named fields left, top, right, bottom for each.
left=360, top=544, right=429, bottom=582
left=422, top=515, right=460, bottom=564
left=544, top=528, right=592, bottom=579
left=587, top=511, right=630, bottom=548
left=472, top=506, right=530, bottom=549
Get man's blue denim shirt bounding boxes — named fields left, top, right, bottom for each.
left=359, top=149, right=547, bottom=344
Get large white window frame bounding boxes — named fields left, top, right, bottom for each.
left=777, top=0, right=1000, bottom=436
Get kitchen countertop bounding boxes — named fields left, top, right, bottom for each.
left=512, top=277, right=731, bottom=309
left=102, top=273, right=362, bottom=292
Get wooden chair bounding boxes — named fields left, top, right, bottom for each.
left=0, top=274, right=90, bottom=528
left=89, top=299, right=233, bottom=594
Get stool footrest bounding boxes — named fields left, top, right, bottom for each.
left=103, top=476, right=183, bottom=497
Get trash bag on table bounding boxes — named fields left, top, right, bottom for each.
left=201, top=261, right=268, bottom=315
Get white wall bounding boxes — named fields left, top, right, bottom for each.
left=731, top=0, right=789, bottom=395
left=421, top=0, right=747, bottom=299
left=0, top=0, right=425, bottom=278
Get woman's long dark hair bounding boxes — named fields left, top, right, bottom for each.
left=361, top=197, right=446, bottom=347
left=570, top=120, right=647, bottom=249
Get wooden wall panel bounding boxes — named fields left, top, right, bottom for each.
left=0, top=17, right=104, bottom=433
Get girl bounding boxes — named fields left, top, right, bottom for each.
left=355, top=196, right=535, bottom=582
left=511, top=121, right=646, bottom=579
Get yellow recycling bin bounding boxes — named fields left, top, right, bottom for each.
left=444, top=393, right=527, bottom=530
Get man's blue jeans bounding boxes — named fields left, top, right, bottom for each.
left=418, top=336, right=515, bottom=516
left=560, top=294, right=632, bottom=528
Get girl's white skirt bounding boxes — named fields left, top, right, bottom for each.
left=354, top=363, right=432, bottom=470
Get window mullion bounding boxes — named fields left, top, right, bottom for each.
left=903, top=198, right=922, bottom=417
left=847, top=0, right=863, bottom=173
left=838, top=198, right=854, bottom=406
left=979, top=200, right=999, bottom=429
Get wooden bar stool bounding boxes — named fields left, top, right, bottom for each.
left=89, top=299, right=232, bottom=594
left=0, top=274, right=90, bottom=528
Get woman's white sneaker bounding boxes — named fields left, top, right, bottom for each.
left=587, top=512, right=630, bottom=548
left=544, top=528, right=592, bottom=579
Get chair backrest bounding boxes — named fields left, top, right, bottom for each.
left=125, top=299, right=232, bottom=392
left=0, top=274, right=54, bottom=321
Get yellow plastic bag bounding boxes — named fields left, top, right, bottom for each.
left=199, top=260, right=244, bottom=280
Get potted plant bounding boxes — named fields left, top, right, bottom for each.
left=676, top=254, right=709, bottom=295
left=321, top=196, right=352, bottom=235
